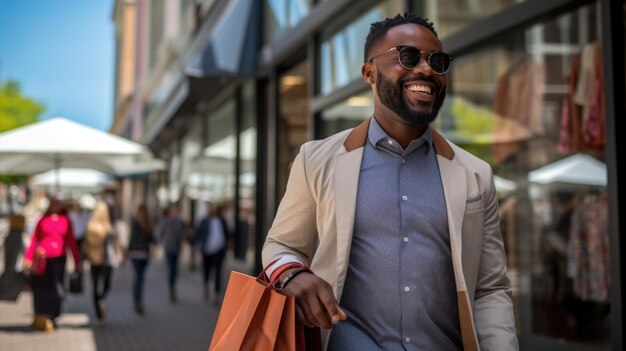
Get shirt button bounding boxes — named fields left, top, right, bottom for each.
left=401, top=158, right=406, bottom=164
left=402, top=195, right=408, bottom=201
left=405, top=337, right=411, bottom=343
left=388, top=140, right=393, bottom=145
left=403, top=237, right=409, bottom=243
left=404, top=286, right=410, bottom=292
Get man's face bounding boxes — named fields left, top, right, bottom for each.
left=368, top=24, right=447, bottom=126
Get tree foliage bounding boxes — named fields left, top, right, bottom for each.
left=0, top=80, right=45, bottom=133
left=0, top=80, right=45, bottom=181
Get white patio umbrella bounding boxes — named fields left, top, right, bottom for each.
left=30, top=168, right=114, bottom=192
left=528, top=153, right=607, bottom=186
left=0, top=117, right=164, bottom=189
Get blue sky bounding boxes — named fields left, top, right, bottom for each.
left=0, top=0, right=115, bottom=131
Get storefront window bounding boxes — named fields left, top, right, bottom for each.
left=190, top=98, right=237, bottom=233
left=419, top=0, right=523, bottom=38
left=277, top=61, right=309, bottom=202
left=320, top=0, right=403, bottom=95
left=237, top=81, right=257, bottom=263
left=264, top=0, right=313, bottom=44
left=319, top=91, right=373, bottom=138
left=440, top=2, right=609, bottom=347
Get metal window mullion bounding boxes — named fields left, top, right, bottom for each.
left=601, top=0, right=626, bottom=350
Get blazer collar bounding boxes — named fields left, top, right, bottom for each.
left=343, top=117, right=455, bottom=160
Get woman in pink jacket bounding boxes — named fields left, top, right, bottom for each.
left=24, top=198, right=80, bottom=331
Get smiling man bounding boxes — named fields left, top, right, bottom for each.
left=263, top=13, right=518, bottom=351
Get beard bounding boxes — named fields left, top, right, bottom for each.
left=376, top=70, right=446, bottom=126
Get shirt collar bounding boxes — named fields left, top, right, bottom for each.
left=368, top=116, right=433, bottom=154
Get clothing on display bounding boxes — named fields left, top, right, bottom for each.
left=567, top=192, right=609, bottom=303
left=492, top=60, right=546, bottom=163
left=558, top=41, right=605, bottom=154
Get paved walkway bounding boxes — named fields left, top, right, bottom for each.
left=0, top=249, right=227, bottom=351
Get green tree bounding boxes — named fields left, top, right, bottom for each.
left=0, top=80, right=44, bottom=133
left=0, top=80, right=45, bottom=184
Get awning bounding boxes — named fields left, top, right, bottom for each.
left=528, top=153, right=607, bottom=186
left=185, top=0, right=259, bottom=78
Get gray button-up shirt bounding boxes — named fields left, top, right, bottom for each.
left=328, top=117, right=461, bottom=351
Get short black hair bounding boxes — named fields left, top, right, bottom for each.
left=364, top=13, right=438, bottom=63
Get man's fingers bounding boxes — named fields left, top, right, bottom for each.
left=296, top=304, right=315, bottom=328
left=318, top=288, right=345, bottom=326
left=308, top=294, right=333, bottom=329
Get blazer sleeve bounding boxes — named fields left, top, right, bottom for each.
left=262, top=145, right=319, bottom=269
left=473, top=169, right=518, bottom=350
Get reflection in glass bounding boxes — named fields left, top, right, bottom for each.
left=277, top=61, right=309, bottom=202
left=440, top=2, right=609, bottom=347
left=190, top=99, right=237, bottom=234
left=320, top=0, right=403, bottom=95
left=320, top=91, right=373, bottom=138
left=422, top=0, right=523, bottom=38
left=264, top=0, right=313, bottom=44
left=237, top=81, right=257, bottom=263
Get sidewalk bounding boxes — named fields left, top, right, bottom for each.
left=0, top=251, right=223, bottom=351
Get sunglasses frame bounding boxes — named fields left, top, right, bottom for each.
left=368, top=46, right=454, bottom=74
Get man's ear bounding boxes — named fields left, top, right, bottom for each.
left=362, top=63, right=375, bottom=85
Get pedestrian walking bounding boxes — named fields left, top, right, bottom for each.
left=193, top=204, right=228, bottom=305
left=262, top=13, right=518, bottom=350
left=68, top=201, right=91, bottom=262
left=157, top=205, right=185, bottom=303
left=23, top=198, right=80, bottom=331
left=126, top=204, right=154, bottom=314
left=83, top=200, right=122, bottom=321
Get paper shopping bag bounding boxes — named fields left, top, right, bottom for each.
left=209, top=270, right=320, bottom=351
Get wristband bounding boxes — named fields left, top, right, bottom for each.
left=270, top=262, right=303, bottom=282
left=280, top=267, right=311, bottom=289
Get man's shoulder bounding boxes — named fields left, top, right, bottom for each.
left=300, top=128, right=352, bottom=155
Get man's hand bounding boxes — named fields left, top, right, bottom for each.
left=280, top=269, right=347, bottom=329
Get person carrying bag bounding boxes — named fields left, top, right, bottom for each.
left=84, top=200, right=122, bottom=321
left=209, top=261, right=321, bottom=351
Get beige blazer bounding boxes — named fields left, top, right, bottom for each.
left=263, top=118, right=518, bottom=350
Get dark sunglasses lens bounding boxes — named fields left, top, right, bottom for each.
left=429, top=52, right=451, bottom=73
left=398, top=47, right=421, bottom=68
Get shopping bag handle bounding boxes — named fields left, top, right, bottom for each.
left=256, top=259, right=280, bottom=285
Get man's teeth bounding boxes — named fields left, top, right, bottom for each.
left=406, top=85, right=432, bottom=94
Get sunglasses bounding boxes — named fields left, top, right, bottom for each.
left=368, top=46, right=454, bottom=74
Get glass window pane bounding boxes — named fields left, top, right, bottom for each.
left=191, top=99, right=237, bottom=233
left=277, top=61, right=309, bottom=201
left=419, top=0, right=525, bottom=38
left=236, top=81, right=257, bottom=263
left=320, top=91, right=373, bottom=138
left=319, top=0, right=403, bottom=95
left=264, top=0, right=313, bottom=44
left=440, top=2, right=609, bottom=346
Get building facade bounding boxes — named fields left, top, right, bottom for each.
left=111, top=0, right=625, bottom=349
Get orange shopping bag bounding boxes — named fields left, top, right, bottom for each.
left=209, top=268, right=321, bottom=351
